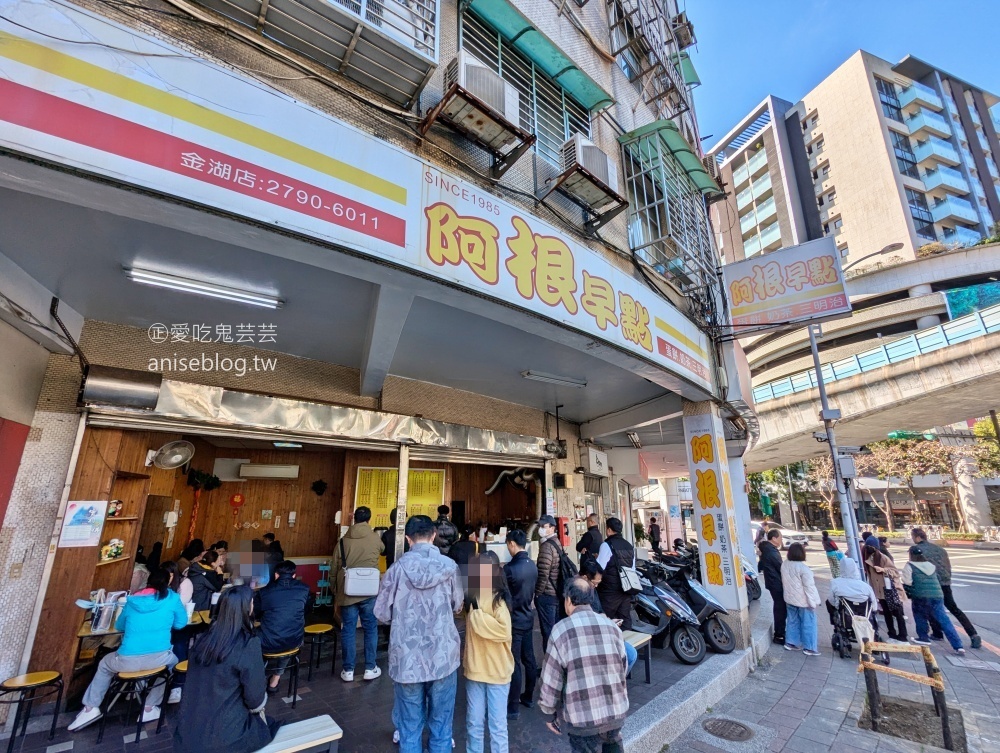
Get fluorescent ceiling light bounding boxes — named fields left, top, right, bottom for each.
left=124, top=266, right=284, bottom=309
left=627, top=431, right=642, bottom=449
left=520, top=370, right=587, bottom=388
left=273, top=441, right=303, bottom=448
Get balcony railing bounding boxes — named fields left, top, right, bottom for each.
left=930, top=195, right=979, bottom=224
left=743, top=233, right=762, bottom=257
left=943, top=226, right=983, bottom=247
left=899, top=81, right=943, bottom=112
left=752, top=302, right=1000, bottom=403
left=922, top=165, right=970, bottom=195
left=751, top=172, right=773, bottom=200
left=192, top=0, right=439, bottom=107
left=755, top=195, right=777, bottom=224
left=914, top=137, right=960, bottom=166
left=736, top=185, right=753, bottom=210
left=739, top=208, right=758, bottom=235
left=733, top=161, right=750, bottom=188
left=748, top=148, right=769, bottom=177
left=906, top=109, right=951, bottom=138
left=759, top=221, right=781, bottom=249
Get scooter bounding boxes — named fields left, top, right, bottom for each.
left=742, top=555, right=762, bottom=602
left=642, top=557, right=735, bottom=654
left=629, top=573, right=707, bottom=665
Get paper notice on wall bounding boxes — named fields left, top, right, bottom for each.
left=356, top=467, right=444, bottom=528
left=58, top=501, right=107, bottom=548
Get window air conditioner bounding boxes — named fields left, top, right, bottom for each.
left=444, top=50, right=520, bottom=125
left=560, top=133, right=619, bottom=201
left=670, top=12, right=696, bottom=49
left=238, top=464, right=300, bottom=479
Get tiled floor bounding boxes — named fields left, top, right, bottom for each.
left=6, top=614, right=700, bottom=753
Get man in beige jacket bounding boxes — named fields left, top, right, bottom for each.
left=333, top=506, right=384, bottom=681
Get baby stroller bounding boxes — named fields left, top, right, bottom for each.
left=830, top=597, right=890, bottom=665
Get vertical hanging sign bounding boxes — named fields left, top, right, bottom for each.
left=682, top=405, right=747, bottom=612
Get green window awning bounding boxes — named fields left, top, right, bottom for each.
left=465, top=0, right=615, bottom=112
left=619, top=120, right=722, bottom=196
left=671, top=52, right=701, bottom=88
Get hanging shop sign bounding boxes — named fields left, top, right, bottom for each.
left=355, top=467, right=445, bottom=529
left=722, top=236, right=851, bottom=335
left=0, top=0, right=711, bottom=391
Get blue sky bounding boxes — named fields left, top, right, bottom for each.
left=689, top=0, right=1000, bottom=147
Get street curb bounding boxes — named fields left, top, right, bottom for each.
left=622, top=599, right=772, bottom=753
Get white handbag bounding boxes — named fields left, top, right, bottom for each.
left=340, top=539, right=380, bottom=597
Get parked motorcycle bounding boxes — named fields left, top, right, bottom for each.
left=642, top=557, right=735, bottom=654
left=629, top=572, right=707, bottom=665
left=742, top=555, right=762, bottom=601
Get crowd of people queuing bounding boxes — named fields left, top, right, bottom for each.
left=68, top=508, right=638, bottom=753
left=757, top=520, right=978, bottom=659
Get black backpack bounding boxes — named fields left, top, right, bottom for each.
left=556, top=545, right=578, bottom=593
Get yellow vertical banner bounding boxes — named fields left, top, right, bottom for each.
left=355, top=467, right=445, bottom=529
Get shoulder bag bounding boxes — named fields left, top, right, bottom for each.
left=613, top=542, right=643, bottom=596
left=340, top=538, right=380, bottom=597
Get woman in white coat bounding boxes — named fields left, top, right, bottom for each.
left=781, top=543, right=822, bottom=655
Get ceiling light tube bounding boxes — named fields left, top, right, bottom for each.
left=627, top=431, right=642, bottom=449
left=124, top=266, right=284, bottom=309
left=273, top=441, right=303, bottom=448
left=520, top=370, right=587, bottom=389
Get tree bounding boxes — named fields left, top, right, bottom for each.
left=972, top=418, right=1000, bottom=478
left=855, top=441, right=904, bottom=531
left=805, top=456, right=840, bottom=528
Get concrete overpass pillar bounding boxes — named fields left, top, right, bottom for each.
left=954, top=458, right=994, bottom=532
left=909, top=283, right=942, bottom=329
left=682, top=401, right=751, bottom=648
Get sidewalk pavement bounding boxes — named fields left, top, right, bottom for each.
left=670, top=564, right=1000, bottom=753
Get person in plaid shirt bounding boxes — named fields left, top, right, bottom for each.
left=538, top=577, right=629, bottom=752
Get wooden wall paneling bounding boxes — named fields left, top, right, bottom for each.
left=164, top=437, right=217, bottom=561
left=138, top=494, right=176, bottom=555
left=29, top=428, right=122, bottom=682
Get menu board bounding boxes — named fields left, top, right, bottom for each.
left=356, top=467, right=445, bottom=529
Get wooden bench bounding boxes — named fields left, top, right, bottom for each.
left=258, top=714, right=343, bottom=753
left=623, top=630, right=652, bottom=684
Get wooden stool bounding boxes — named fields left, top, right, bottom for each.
left=0, top=671, right=63, bottom=753
left=96, top=665, right=170, bottom=746
left=304, top=624, right=337, bottom=681
left=263, top=648, right=300, bottom=709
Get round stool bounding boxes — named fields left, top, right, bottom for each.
left=263, top=648, right=300, bottom=709
left=96, top=665, right=170, bottom=746
left=304, top=624, right=338, bottom=681
left=0, top=671, right=63, bottom=753
left=167, top=661, right=188, bottom=706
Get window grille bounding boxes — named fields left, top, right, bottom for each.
left=460, top=11, right=591, bottom=166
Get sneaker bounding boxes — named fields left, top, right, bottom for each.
left=68, top=707, right=102, bottom=732
left=911, top=637, right=932, bottom=646
left=341, top=670, right=354, bottom=682
left=392, top=730, right=400, bottom=745
left=772, top=636, right=785, bottom=645
left=971, top=635, right=982, bottom=649
left=140, top=706, right=160, bottom=724
left=452, top=739, right=455, bottom=749
left=955, top=648, right=966, bottom=656
left=784, top=644, right=800, bottom=651
left=803, top=649, right=821, bottom=657
left=363, top=666, right=381, bottom=681
left=507, top=711, right=521, bottom=721
left=168, top=687, right=182, bottom=704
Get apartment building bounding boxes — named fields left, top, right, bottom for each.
left=709, top=51, right=1000, bottom=269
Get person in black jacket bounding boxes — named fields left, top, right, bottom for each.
left=534, top=515, right=562, bottom=651
left=262, top=533, right=284, bottom=582
left=648, top=517, right=662, bottom=553
left=381, top=508, right=409, bottom=569
left=187, top=550, right=224, bottom=612
left=575, top=514, right=603, bottom=569
left=595, top=517, right=635, bottom=629
left=503, top=529, right=537, bottom=718
left=449, top=526, right=481, bottom=573
left=253, top=560, right=311, bottom=692
left=757, top=528, right=786, bottom=645
left=173, top=585, right=280, bottom=753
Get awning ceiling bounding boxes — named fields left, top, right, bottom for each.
left=466, top=0, right=614, bottom=112
left=620, top=119, right=722, bottom=196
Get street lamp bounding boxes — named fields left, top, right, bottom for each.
left=808, top=323, right=863, bottom=568
left=842, top=242, right=905, bottom=274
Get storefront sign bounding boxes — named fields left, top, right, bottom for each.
left=355, top=467, right=445, bottom=529
left=58, top=500, right=107, bottom=548
left=0, top=0, right=711, bottom=391
left=682, top=408, right=747, bottom=612
left=722, top=237, right=850, bottom=335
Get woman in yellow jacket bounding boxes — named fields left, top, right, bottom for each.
left=464, top=552, right=514, bottom=753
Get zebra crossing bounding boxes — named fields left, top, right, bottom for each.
left=947, top=552, right=1000, bottom=588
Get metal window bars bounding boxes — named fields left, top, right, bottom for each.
left=607, top=0, right=689, bottom=120
left=620, top=127, right=716, bottom=294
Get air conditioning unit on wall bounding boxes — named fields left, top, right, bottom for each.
left=239, top=464, right=300, bottom=479
left=562, top=133, right=619, bottom=195
left=444, top=50, right=520, bottom=127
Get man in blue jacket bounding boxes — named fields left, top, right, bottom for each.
left=503, top=529, right=538, bottom=718
left=254, top=559, right=311, bottom=692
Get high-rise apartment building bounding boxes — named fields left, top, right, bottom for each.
left=708, top=51, right=1000, bottom=269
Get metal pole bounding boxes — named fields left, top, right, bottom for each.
left=394, top=444, right=410, bottom=563
left=809, top=324, right=862, bottom=566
